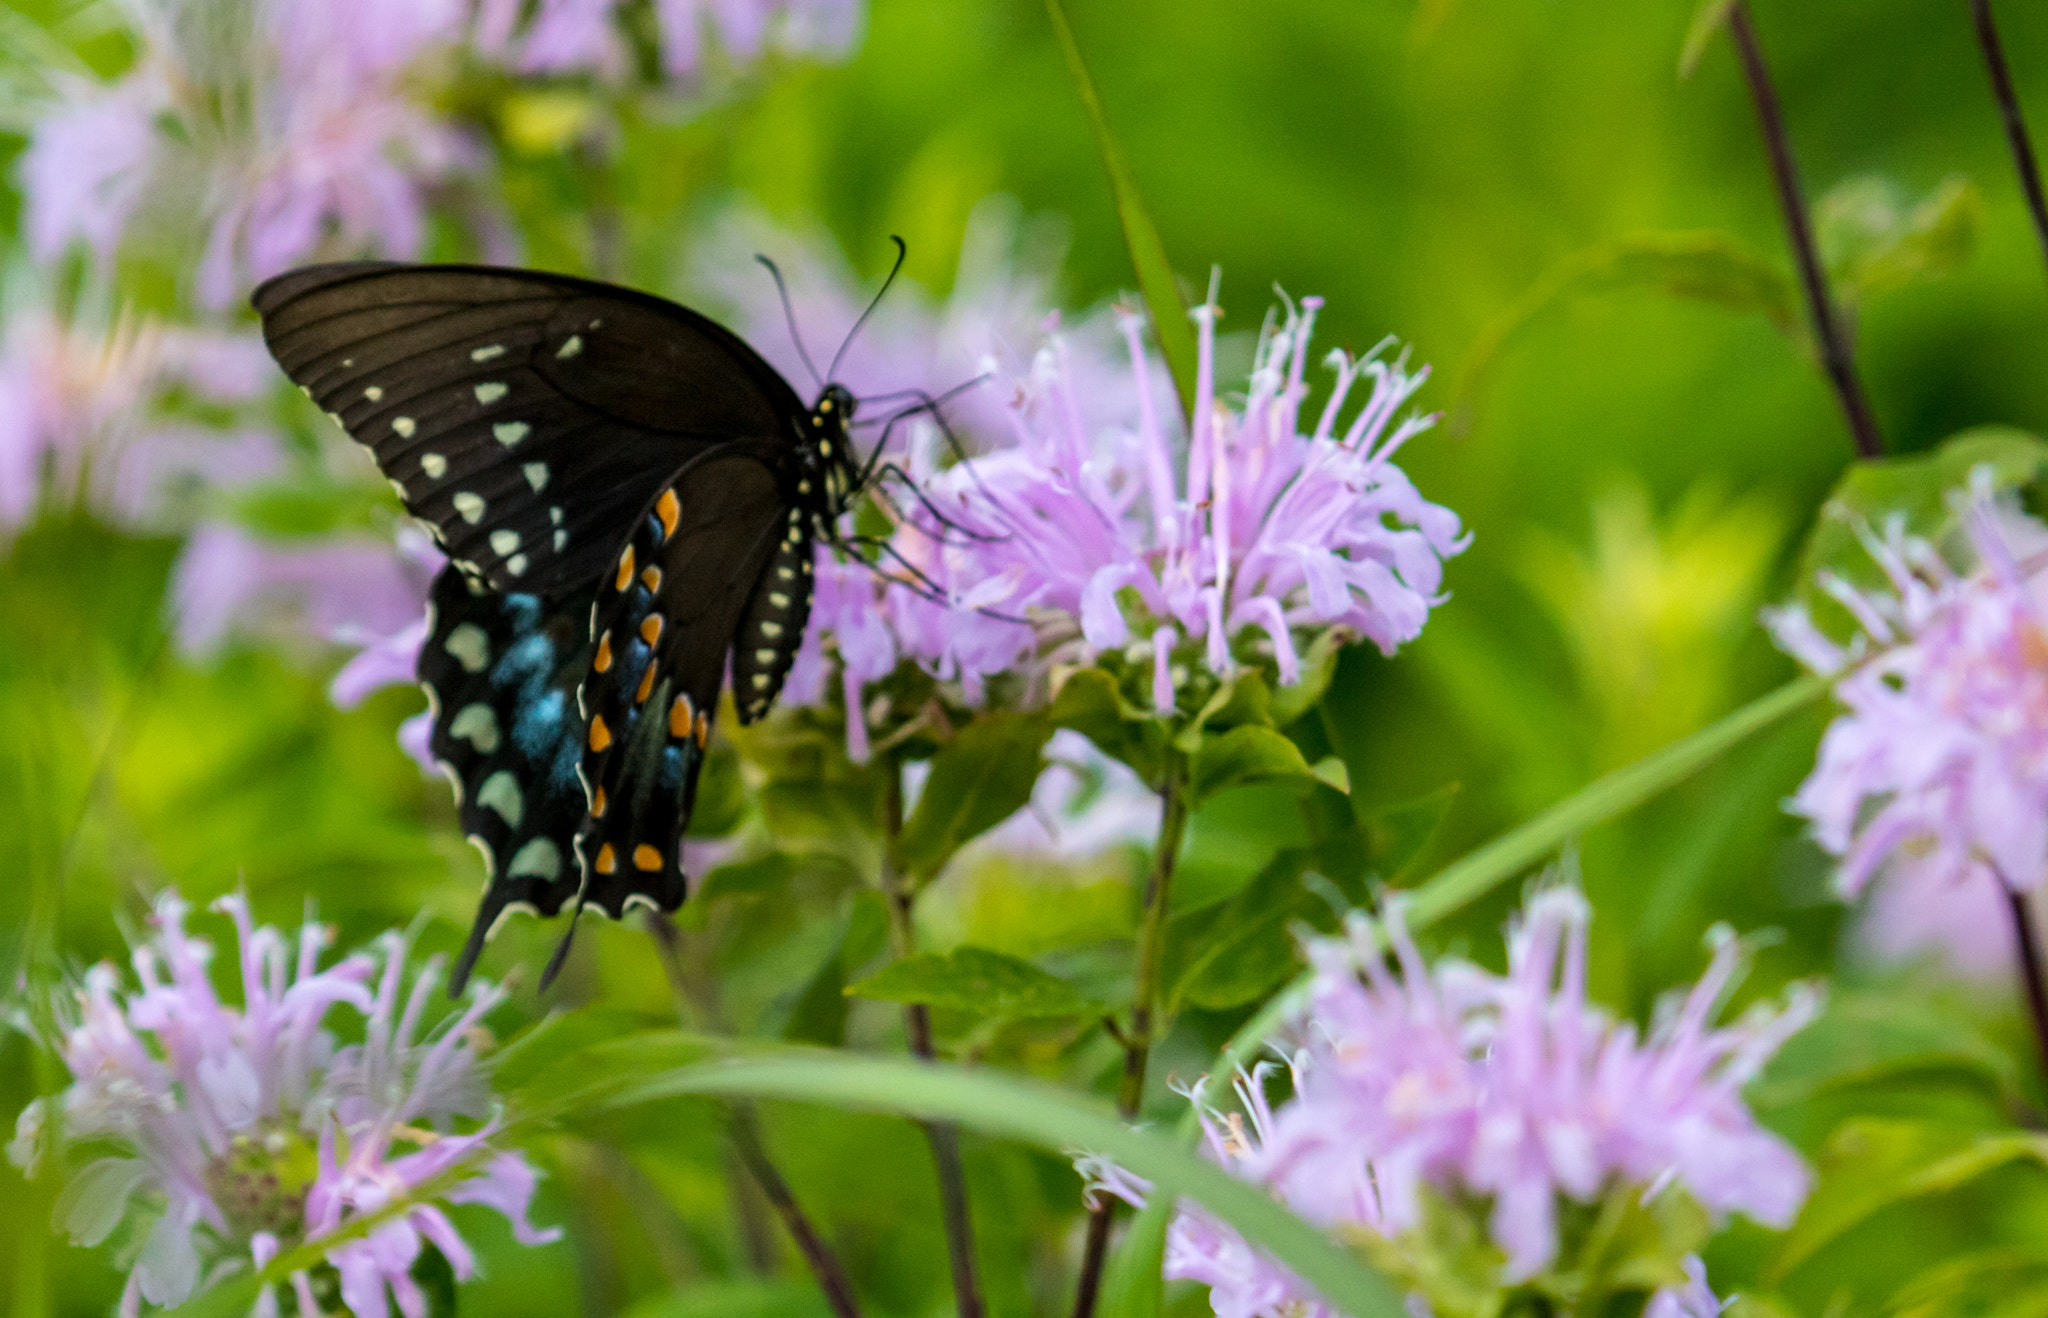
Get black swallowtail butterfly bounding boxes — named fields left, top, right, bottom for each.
left=253, top=259, right=896, bottom=992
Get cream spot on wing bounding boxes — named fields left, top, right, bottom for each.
left=477, top=770, right=524, bottom=828
left=444, top=623, right=490, bottom=672
left=393, top=416, right=416, bottom=438
left=769, top=591, right=789, bottom=607
left=553, top=529, right=568, bottom=551
left=471, top=344, right=507, bottom=362
left=364, top=385, right=383, bottom=402
left=509, top=837, right=562, bottom=881
left=474, top=382, right=508, bottom=404
left=549, top=506, right=563, bottom=524
left=494, top=421, right=530, bottom=447
left=450, top=703, right=500, bottom=753
left=491, top=529, right=521, bottom=555
left=420, top=452, right=447, bottom=478
left=454, top=491, right=486, bottom=523
left=523, top=462, right=548, bottom=492
left=761, top=621, right=783, bottom=638
left=751, top=674, right=771, bottom=688
left=556, top=334, right=583, bottom=359
left=506, top=553, right=529, bottom=576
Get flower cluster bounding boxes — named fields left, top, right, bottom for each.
left=0, top=310, right=279, bottom=534
left=1087, top=889, right=1814, bottom=1315
left=787, top=287, right=1466, bottom=754
left=1767, top=494, right=2048, bottom=976
left=15, top=891, right=556, bottom=1318
left=25, top=0, right=489, bottom=308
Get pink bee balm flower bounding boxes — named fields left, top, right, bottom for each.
left=905, top=289, right=1469, bottom=714
left=1085, top=890, right=1814, bottom=1314
left=1772, top=499, right=2048, bottom=892
left=1767, top=492, right=2048, bottom=974
left=18, top=891, right=557, bottom=1318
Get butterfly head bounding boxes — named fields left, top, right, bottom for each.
left=807, top=383, right=861, bottom=513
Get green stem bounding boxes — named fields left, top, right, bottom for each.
left=1072, top=751, right=1190, bottom=1318
left=647, top=920, right=863, bottom=1317
left=882, top=764, right=986, bottom=1318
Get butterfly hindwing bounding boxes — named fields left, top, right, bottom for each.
left=418, top=565, right=595, bottom=992
left=729, top=517, right=816, bottom=724
left=252, top=262, right=808, bottom=596
left=574, top=450, right=792, bottom=918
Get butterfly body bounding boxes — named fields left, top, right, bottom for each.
left=253, top=262, right=866, bottom=988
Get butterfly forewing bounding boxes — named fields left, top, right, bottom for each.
left=574, top=451, right=790, bottom=917
left=417, top=566, right=595, bottom=992
left=252, top=262, right=808, bottom=595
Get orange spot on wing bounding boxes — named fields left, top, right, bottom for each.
left=655, top=488, right=680, bottom=540
left=594, top=631, right=613, bottom=673
left=640, top=614, right=663, bottom=645
left=595, top=843, right=617, bottom=874
left=588, top=715, right=611, bottom=752
left=641, top=566, right=663, bottom=592
left=635, top=660, right=658, bottom=704
left=633, top=844, right=662, bottom=872
left=591, top=786, right=607, bottom=817
left=669, top=693, right=693, bottom=738
left=693, top=710, right=710, bottom=748
left=615, top=545, right=635, bottom=592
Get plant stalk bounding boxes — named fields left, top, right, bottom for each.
left=1071, top=753, right=1191, bottom=1318
left=1727, top=1, right=1886, bottom=459
left=2005, top=889, right=2048, bottom=1084
left=647, top=919, right=865, bottom=1318
left=1970, top=0, right=2048, bottom=278
left=881, top=765, right=987, bottom=1318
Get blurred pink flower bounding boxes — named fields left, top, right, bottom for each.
left=22, top=891, right=556, bottom=1318
left=1645, top=1257, right=1729, bottom=1318
left=1767, top=495, right=2048, bottom=975
left=0, top=312, right=281, bottom=531
left=21, top=0, right=485, bottom=306
left=511, top=0, right=860, bottom=79
left=1086, top=891, right=1815, bottom=1311
left=21, top=74, right=165, bottom=263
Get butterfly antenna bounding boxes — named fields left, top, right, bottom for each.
left=756, top=254, right=825, bottom=391
left=828, top=235, right=907, bottom=383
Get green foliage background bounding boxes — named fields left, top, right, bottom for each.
left=6, top=0, right=2048, bottom=1315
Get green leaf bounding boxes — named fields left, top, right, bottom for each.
left=1362, top=783, right=1461, bottom=885
left=1051, top=666, right=1170, bottom=782
left=1100, top=1194, right=1173, bottom=1318
left=607, top=1050, right=1407, bottom=1318
left=620, top=1279, right=834, bottom=1318
left=846, top=945, right=1101, bottom=1019
left=1816, top=175, right=1983, bottom=306
left=1451, top=231, right=1795, bottom=434
left=1189, top=725, right=1316, bottom=805
left=1768, top=1119, right=2048, bottom=1283
left=1167, top=856, right=1312, bottom=1013
left=896, top=713, right=1054, bottom=881
left=1199, top=674, right=1827, bottom=1105
left=1677, top=0, right=1737, bottom=77
left=1268, top=630, right=1346, bottom=727
left=1044, top=0, right=1197, bottom=420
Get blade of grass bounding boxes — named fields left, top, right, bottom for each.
left=1204, top=672, right=1828, bottom=1095
left=610, top=1051, right=1406, bottom=1318
left=1044, top=0, right=1197, bottom=421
